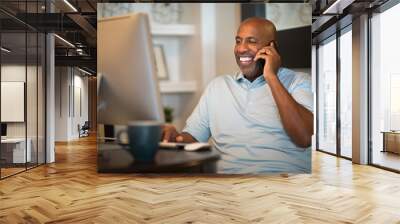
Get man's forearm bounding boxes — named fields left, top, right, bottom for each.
left=266, top=75, right=313, bottom=147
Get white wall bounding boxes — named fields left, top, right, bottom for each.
left=55, top=67, right=89, bottom=141
left=98, top=3, right=240, bottom=130
left=215, top=4, right=241, bottom=76
left=97, top=3, right=311, bottom=131
left=1, top=66, right=26, bottom=127
left=1, top=65, right=36, bottom=138
left=162, top=4, right=203, bottom=130
left=1, top=66, right=26, bottom=140
left=55, top=67, right=69, bottom=141
left=98, top=3, right=204, bottom=130
left=1, top=64, right=45, bottom=163
left=72, top=73, right=89, bottom=137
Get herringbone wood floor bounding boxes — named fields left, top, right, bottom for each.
left=1, top=136, right=400, bottom=224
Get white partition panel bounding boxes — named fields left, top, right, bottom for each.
left=1, top=82, right=25, bottom=122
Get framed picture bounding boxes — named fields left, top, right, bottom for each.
left=153, top=44, right=169, bottom=80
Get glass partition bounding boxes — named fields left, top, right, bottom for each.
left=1, top=30, right=28, bottom=177
left=0, top=1, right=46, bottom=179
left=370, top=3, right=400, bottom=171
left=27, top=30, right=38, bottom=169
left=317, top=36, right=337, bottom=155
left=339, top=28, right=352, bottom=158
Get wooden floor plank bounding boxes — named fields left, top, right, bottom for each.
left=1, top=136, right=400, bottom=223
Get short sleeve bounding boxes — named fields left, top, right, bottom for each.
left=289, top=73, right=313, bottom=113
left=182, top=85, right=212, bottom=142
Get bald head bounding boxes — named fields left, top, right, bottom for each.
left=239, top=17, right=277, bottom=41
left=234, top=17, right=278, bottom=81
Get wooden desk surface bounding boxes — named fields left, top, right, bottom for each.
left=98, top=143, right=220, bottom=173
left=1, top=138, right=27, bottom=143
left=382, top=131, right=400, bottom=154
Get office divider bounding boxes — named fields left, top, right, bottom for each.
left=0, top=1, right=46, bottom=179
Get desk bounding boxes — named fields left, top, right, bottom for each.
left=1, top=138, right=31, bottom=163
left=381, top=131, right=400, bottom=154
left=98, top=143, right=220, bottom=173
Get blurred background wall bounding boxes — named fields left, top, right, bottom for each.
left=98, top=3, right=311, bottom=130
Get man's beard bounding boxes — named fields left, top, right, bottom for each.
left=243, top=59, right=264, bottom=81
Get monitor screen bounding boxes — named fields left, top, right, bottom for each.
left=1, top=123, right=7, bottom=137
left=97, top=13, right=165, bottom=125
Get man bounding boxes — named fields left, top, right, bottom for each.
left=162, top=17, right=313, bottom=173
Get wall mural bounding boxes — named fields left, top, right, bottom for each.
left=98, top=3, right=182, bottom=24
left=266, top=3, right=311, bottom=30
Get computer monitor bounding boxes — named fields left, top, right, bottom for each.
left=97, top=13, right=165, bottom=126
left=1, top=123, right=7, bottom=137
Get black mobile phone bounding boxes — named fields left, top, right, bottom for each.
left=256, top=56, right=265, bottom=69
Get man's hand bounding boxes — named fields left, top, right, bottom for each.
left=253, top=41, right=281, bottom=80
left=254, top=42, right=312, bottom=147
left=161, top=124, right=183, bottom=142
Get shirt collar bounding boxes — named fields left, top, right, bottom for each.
left=235, top=72, right=245, bottom=81
left=235, top=72, right=265, bottom=84
left=235, top=68, right=284, bottom=83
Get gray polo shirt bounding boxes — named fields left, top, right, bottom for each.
left=183, top=67, right=313, bottom=173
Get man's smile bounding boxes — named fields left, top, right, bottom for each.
left=238, top=55, right=254, bottom=66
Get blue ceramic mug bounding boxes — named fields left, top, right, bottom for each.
left=117, top=121, right=163, bottom=162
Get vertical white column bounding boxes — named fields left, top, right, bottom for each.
left=45, top=0, right=56, bottom=163
left=352, top=14, right=369, bottom=164
left=46, top=33, right=55, bottom=163
left=200, top=3, right=217, bottom=89
left=312, top=45, right=317, bottom=151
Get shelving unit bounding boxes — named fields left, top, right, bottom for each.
left=98, top=3, right=212, bottom=130
left=150, top=23, right=198, bottom=97
left=151, top=24, right=195, bottom=36
left=159, top=81, right=197, bottom=93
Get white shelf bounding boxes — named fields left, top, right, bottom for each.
left=159, top=81, right=197, bottom=93
left=151, top=24, right=195, bottom=36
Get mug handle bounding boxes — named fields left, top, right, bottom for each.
left=116, top=129, right=128, bottom=146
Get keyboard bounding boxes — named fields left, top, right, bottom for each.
left=159, top=142, right=187, bottom=149
left=159, top=142, right=211, bottom=152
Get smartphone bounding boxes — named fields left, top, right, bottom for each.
left=256, top=55, right=266, bottom=69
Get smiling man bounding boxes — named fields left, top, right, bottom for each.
left=162, top=17, right=313, bottom=173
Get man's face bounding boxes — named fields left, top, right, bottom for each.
left=234, top=22, right=273, bottom=80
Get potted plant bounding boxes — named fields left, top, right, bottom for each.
left=164, top=106, right=174, bottom=123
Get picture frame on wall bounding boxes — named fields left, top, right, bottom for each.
left=153, top=44, right=169, bottom=80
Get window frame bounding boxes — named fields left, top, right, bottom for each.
left=367, top=0, right=400, bottom=173
left=0, top=0, right=47, bottom=180
left=315, top=22, right=353, bottom=161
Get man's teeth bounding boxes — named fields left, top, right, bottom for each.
left=239, top=57, right=253, bottom=62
